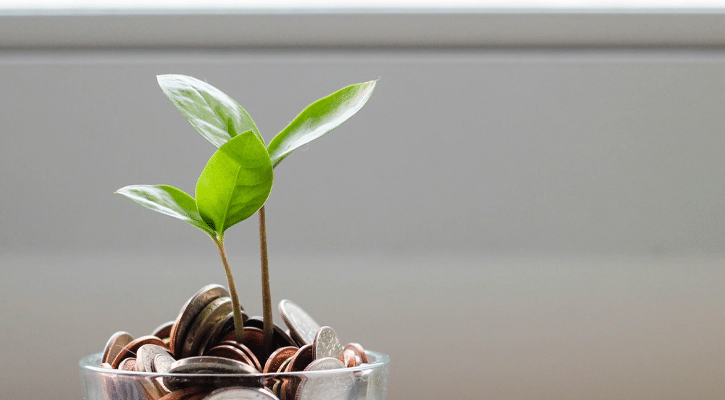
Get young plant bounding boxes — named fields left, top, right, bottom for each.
left=116, top=130, right=273, bottom=345
left=157, top=75, right=377, bottom=356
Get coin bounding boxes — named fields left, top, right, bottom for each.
left=263, top=346, right=298, bottom=374
left=118, top=357, right=137, bottom=371
left=204, top=387, right=279, bottom=400
left=276, top=356, right=293, bottom=373
left=168, top=356, right=258, bottom=375
left=102, top=331, right=133, bottom=364
left=154, top=353, right=176, bottom=374
left=137, top=344, right=173, bottom=372
left=111, top=335, right=167, bottom=369
left=312, top=326, right=343, bottom=360
left=232, top=327, right=266, bottom=368
left=169, top=284, right=230, bottom=357
left=157, top=387, right=206, bottom=400
left=219, top=340, right=263, bottom=372
left=206, top=344, right=257, bottom=370
left=303, top=357, right=345, bottom=371
left=100, top=362, right=113, bottom=369
left=181, top=297, right=233, bottom=358
left=151, top=321, right=175, bottom=340
left=245, top=317, right=297, bottom=350
left=285, top=344, right=313, bottom=372
left=295, top=358, right=352, bottom=400
left=340, top=348, right=357, bottom=368
left=278, top=300, right=320, bottom=346
left=343, top=342, right=369, bottom=364
left=200, top=309, right=245, bottom=355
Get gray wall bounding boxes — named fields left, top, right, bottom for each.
left=2, top=29, right=725, bottom=400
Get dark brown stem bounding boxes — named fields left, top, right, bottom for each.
left=214, top=234, right=245, bottom=345
left=259, top=206, right=274, bottom=358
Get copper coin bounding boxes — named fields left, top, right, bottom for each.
left=168, top=356, right=258, bottom=375
left=245, top=317, right=298, bottom=349
left=118, top=357, right=137, bottom=371
left=278, top=300, right=320, bottom=346
left=340, top=348, right=357, bottom=368
left=100, top=362, right=113, bottom=369
left=181, top=296, right=232, bottom=358
left=153, top=353, right=176, bottom=374
left=137, top=344, right=173, bottom=372
left=102, top=331, right=133, bottom=364
left=312, top=326, right=343, bottom=360
left=343, top=342, right=369, bottom=364
left=169, top=284, right=230, bottom=357
left=204, top=387, right=279, bottom=400
left=111, top=335, right=167, bottom=369
left=206, top=344, right=257, bottom=370
left=219, top=339, right=263, bottom=372
left=276, top=356, right=293, bottom=373
left=151, top=321, right=175, bottom=340
left=226, top=327, right=266, bottom=368
left=263, top=346, right=298, bottom=374
left=285, top=344, right=313, bottom=372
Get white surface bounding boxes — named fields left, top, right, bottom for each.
left=3, top=0, right=725, bottom=11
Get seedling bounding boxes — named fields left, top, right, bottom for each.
left=118, top=75, right=376, bottom=357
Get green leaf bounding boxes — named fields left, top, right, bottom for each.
left=157, top=74, right=263, bottom=147
left=196, top=130, right=273, bottom=234
left=116, top=184, right=214, bottom=236
left=267, top=80, right=377, bottom=168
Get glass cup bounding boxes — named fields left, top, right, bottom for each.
left=79, top=350, right=389, bottom=400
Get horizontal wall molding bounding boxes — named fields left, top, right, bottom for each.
left=1, top=12, right=725, bottom=49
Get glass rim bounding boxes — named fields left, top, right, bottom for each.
left=79, top=349, right=389, bottom=378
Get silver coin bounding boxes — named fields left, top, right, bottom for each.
left=295, top=358, right=353, bottom=400
left=136, top=344, right=173, bottom=372
left=182, top=296, right=233, bottom=358
left=169, top=284, right=230, bottom=357
left=278, top=300, right=320, bottom=346
left=153, top=353, right=176, bottom=374
left=168, top=356, right=258, bottom=375
left=204, top=387, right=279, bottom=400
left=201, top=309, right=245, bottom=354
left=312, top=326, right=343, bottom=360
left=303, top=357, right=345, bottom=371
left=102, top=331, right=133, bottom=364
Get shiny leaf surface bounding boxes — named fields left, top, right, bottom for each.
left=115, top=184, right=214, bottom=236
left=195, top=130, right=273, bottom=234
left=267, top=80, right=376, bottom=167
left=157, top=74, right=263, bottom=147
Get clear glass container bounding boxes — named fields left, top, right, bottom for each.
left=79, top=350, right=389, bottom=400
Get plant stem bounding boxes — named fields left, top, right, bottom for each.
left=259, top=205, right=274, bottom=358
left=214, top=234, right=246, bottom=345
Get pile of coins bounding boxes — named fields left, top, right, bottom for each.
left=99, top=284, right=370, bottom=400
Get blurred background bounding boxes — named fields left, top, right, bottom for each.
left=2, top=2, right=725, bottom=399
